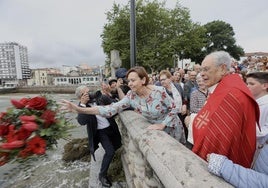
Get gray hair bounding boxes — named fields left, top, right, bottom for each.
left=196, top=73, right=202, bottom=80
left=75, top=85, right=88, bottom=99
left=207, top=51, right=232, bottom=70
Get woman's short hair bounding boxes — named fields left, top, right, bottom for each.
left=75, top=85, right=87, bottom=98
left=126, top=66, right=149, bottom=86
left=159, top=70, right=172, bottom=79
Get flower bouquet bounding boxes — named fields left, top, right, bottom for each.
left=0, top=95, right=74, bottom=166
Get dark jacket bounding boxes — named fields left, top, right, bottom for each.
left=77, top=93, right=121, bottom=161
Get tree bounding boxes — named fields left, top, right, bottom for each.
left=101, top=0, right=205, bottom=72
left=101, top=1, right=244, bottom=73
left=101, top=3, right=130, bottom=68
left=203, top=20, right=244, bottom=60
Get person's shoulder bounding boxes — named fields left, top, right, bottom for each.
left=191, top=89, right=199, bottom=95
left=184, top=80, right=192, bottom=86
left=151, top=85, right=165, bottom=91
left=173, top=82, right=182, bottom=89
left=257, top=94, right=268, bottom=106
left=154, top=81, right=161, bottom=86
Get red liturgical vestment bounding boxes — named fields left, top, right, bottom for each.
left=192, top=74, right=259, bottom=168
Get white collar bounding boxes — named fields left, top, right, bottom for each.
left=256, top=94, right=268, bottom=106
left=208, top=83, right=219, bottom=94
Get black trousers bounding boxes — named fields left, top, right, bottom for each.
left=98, top=126, right=116, bottom=178
left=178, top=113, right=188, bottom=140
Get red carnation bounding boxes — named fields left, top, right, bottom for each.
left=22, top=122, right=38, bottom=132
left=0, top=140, right=25, bottom=150
left=18, top=148, right=32, bottom=158
left=41, top=110, right=56, bottom=128
left=0, top=152, right=9, bottom=166
left=27, top=96, right=47, bottom=110
left=17, top=128, right=32, bottom=140
left=6, top=125, right=19, bottom=143
left=26, top=136, right=46, bottom=155
left=19, top=115, right=36, bottom=123
left=19, top=98, right=30, bottom=106
left=10, top=99, right=26, bottom=109
left=0, top=124, right=9, bottom=136
left=0, top=112, right=7, bottom=120
left=0, top=95, right=71, bottom=165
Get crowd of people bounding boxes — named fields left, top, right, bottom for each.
left=61, top=51, right=268, bottom=187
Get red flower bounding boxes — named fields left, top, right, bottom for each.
left=6, top=125, right=19, bottom=142
left=17, top=128, right=32, bottom=140
left=18, top=148, right=32, bottom=158
left=10, top=99, right=26, bottom=109
left=0, top=124, right=9, bottom=136
left=20, top=98, right=30, bottom=106
left=0, top=95, right=73, bottom=165
left=0, top=152, right=9, bottom=166
left=26, top=136, right=46, bottom=155
left=0, top=140, right=25, bottom=150
left=41, top=110, right=56, bottom=128
left=0, top=112, right=7, bottom=120
left=19, top=115, right=36, bottom=123
left=21, top=122, right=38, bottom=132
left=27, top=97, right=47, bottom=110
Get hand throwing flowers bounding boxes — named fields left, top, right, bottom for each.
left=0, top=95, right=74, bottom=166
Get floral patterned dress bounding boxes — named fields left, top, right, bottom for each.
left=98, top=86, right=185, bottom=143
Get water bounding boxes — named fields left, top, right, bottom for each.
left=0, top=93, right=91, bottom=188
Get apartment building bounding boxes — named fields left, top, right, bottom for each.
left=0, top=42, right=30, bottom=86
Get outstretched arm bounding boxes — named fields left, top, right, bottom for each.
left=61, top=99, right=100, bottom=115
left=207, top=153, right=268, bottom=188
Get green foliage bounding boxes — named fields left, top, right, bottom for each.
left=101, top=0, right=244, bottom=72
left=102, top=0, right=205, bottom=72
left=203, top=20, right=244, bottom=60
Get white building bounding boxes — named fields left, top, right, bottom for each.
left=0, top=42, right=30, bottom=86
left=54, top=75, right=100, bottom=86
left=27, top=68, right=49, bottom=86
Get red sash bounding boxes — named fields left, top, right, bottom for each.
left=192, top=74, right=259, bottom=168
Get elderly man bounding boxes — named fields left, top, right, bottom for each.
left=191, top=51, right=259, bottom=168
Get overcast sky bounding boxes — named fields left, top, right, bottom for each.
left=0, top=0, right=267, bottom=69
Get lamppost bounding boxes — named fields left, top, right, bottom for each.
left=180, top=51, right=184, bottom=69
left=173, top=54, right=178, bottom=69
left=130, top=0, right=136, bottom=68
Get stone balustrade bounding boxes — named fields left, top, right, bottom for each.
left=117, top=110, right=233, bottom=188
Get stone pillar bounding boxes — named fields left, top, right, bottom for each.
left=110, top=50, right=122, bottom=78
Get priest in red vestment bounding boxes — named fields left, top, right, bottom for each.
left=192, top=51, right=259, bottom=168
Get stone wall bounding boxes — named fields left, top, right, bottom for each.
left=117, top=110, right=233, bottom=188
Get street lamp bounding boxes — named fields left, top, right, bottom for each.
left=180, top=51, right=184, bottom=69
left=130, top=0, right=136, bottom=68
left=173, top=54, right=178, bottom=69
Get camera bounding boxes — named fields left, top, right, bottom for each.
left=121, top=77, right=128, bottom=85
left=87, top=91, right=102, bottom=103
